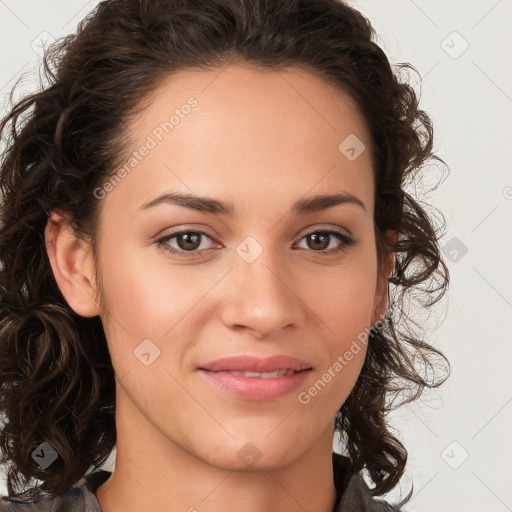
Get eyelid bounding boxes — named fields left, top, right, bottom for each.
left=155, top=223, right=354, bottom=240
left=154, top=224, right=219, bottom=241
left=297, top=223, right=353, bottom=239
left=155, top=223, right=355, bottom=258
left=155, top=223, right=352, bottom=242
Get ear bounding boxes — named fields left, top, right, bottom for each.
left=371, top=229, right=398, bottom=326
left=44, top=210, right=101, bottom=317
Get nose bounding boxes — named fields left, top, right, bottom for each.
left=219, top=242, right=307, bottom=339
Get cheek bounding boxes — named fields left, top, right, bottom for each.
left=98, top=239, right=183, bottom=328
left=296, top=340, right=367, bottom=423
left=299, top=260, right=376, bottom=399
left=94, top=245, right=168, bottom=365
left=302, top=259, right=378, bottom=334
left=96, top=243, right=213, bottom=373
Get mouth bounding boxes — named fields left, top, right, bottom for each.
left=204, top=368, right=303, bottom=378
left=197, top=354, right=313, bottom=373
left=198, top=367, right=312, bottom=401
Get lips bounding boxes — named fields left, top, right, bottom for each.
left=198, top=355, right=313, bottom=373
left=197, top=355, right=313, bottom=400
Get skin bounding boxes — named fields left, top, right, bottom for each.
left=45, top=64, right=396, bottom=512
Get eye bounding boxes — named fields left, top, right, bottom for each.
left=295, top=228, right=356, bottom=254
left=155, top=227, right=356, bottom=258
left=156, top=230, right=217, bottom=257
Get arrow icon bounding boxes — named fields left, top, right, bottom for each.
left=441, top=440, right=469, bottom=469
left=236, top=236, right=263, bottom=263
left=34, top=448, right=45, bottom=458
left=134, top=339, right=161, bottom=366
left=31, top=441, right=59, bottom=469
left=440, top=31, right=469, bottom=59
left=237, top=442, right=263, bottom=466
left=338, top=134, right=365, bottom=161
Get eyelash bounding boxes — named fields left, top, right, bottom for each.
left=155, top=228, right=356, bottom=258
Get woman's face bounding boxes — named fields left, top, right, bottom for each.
left=88, top=65, right=393, bottom=470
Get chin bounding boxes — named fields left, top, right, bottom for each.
left=202, top=437, right=305, bottom=473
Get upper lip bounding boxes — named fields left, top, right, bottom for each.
left=198, top=355, right=313, bottom=372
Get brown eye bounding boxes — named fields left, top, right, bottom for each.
left=157, top=231, right=216, bottom=257
left=175, top=232, right=202, bottom=251
left=296, top=229, right=355, bottom=254
left=156, top=228, right=355, bottom=259
left=306, top=232, right=330, bottom=250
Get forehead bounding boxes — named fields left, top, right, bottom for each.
left=102, top=64, right=374, bottom=220
left=131, top=63, right=371, bottom=152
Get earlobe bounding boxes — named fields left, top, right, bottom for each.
left=371, top=229, right=398, bottom=326
left=44, top=210, right=101, bottom=318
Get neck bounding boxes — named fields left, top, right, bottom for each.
left=96, top=389, right=339, bottom=512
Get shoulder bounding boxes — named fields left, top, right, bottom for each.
left=332, top=452, right=402, bottom=512
left=0, top=469, right=111, bottom=512
left=340, top=474, right=402, bottom=512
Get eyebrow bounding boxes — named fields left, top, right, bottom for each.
left=139, top=191, right=366, bottom=215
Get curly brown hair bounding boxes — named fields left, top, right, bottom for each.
left=0, top=0, right=450, bottom=505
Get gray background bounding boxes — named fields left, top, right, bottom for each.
left=1, top=1, right=511, bottom=511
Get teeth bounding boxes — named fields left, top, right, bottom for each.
left=221, top=369, right=296, bottom=378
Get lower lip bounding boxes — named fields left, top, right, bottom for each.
left=198, top=369, right=312, bottom=401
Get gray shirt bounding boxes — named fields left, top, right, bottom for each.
left=0, top=453, right=400, bottom=511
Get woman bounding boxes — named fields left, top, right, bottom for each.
left=0, top=0, right=450, bottom=510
